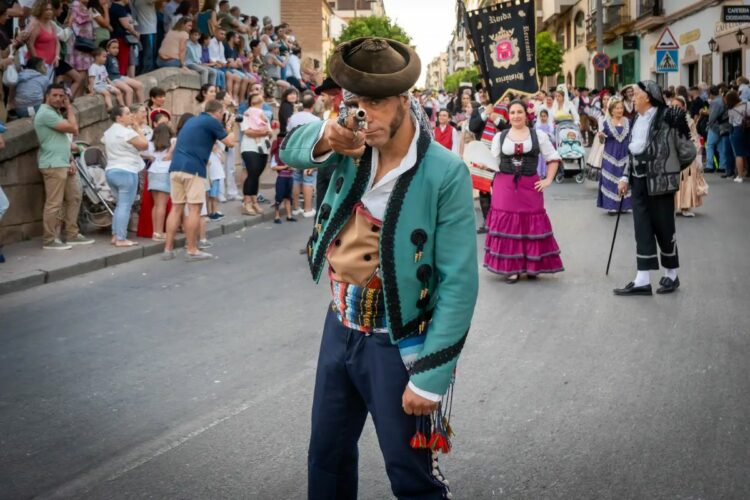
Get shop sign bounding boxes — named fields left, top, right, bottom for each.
left=715, top=21, right=750, bottom=37
left=722, top=6, right=750, bottom=23
left=679, top=29, right=700, bottom=45
left=623, top=35, right=638, bottom=50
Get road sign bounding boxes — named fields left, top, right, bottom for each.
left=656, top=27, right=679, bottom=50
left=656, top=49, right=679, bottom=73
left=593, top=52, right=610, bottom=71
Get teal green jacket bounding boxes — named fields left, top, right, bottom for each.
left=280, top=120, right=478, bottom=396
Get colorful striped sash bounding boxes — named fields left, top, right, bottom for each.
left=330, top=278, right=387, bottom=333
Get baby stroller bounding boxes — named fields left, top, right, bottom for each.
left=73, top=141, right=115, bottom=229
left=554, top=117, right=586, bottom=184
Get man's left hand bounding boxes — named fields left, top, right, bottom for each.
left=68, top=162, right=77, bottom=175
left=402, top=386, right=438, bottom=416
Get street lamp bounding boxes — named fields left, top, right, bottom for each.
left=735, top=28, right=748, bottom=46
left=708, top=37, right=718, bottom=53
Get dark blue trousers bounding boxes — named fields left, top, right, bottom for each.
left=308, top=308, right=448, bottom=500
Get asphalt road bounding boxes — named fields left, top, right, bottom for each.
left=1, top=177, right=749, bottom=500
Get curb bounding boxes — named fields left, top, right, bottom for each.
left=0, top=208, right=276, bottom=296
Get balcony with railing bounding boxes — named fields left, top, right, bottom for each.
left=586, top=3, right=633, bottom=46
left=634, top=0, right=665, bottom=30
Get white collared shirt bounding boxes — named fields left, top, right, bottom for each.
left=312, top=120, right=443, bottom=402
left=312, top=119, right=419, bottom=221
left=208, top=38, right=226, bottom=64
left=629, top=106, right=657, bottom=156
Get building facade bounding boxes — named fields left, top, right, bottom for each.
left=325, top=0, right=386, bottom=21
left=633, top=0, right=749, bottom=88
left=542, top=0, right=593, bottom=89
left=280, top=0, right=339, bottom=71
left=427, top=52, right=450, bottom=90
left=539, top=0, right=748, bottom=91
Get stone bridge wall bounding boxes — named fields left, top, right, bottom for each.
left=0, top=68, right=202, bottom=245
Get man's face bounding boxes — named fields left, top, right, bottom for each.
left=47, top=88, right=66, bottom=108
left=478, top=89, right=489, bottom=105
left=219, top=3, right=229, bottom=12
left=356, top=95, right=410, bottom=148
left=215, top=30, right=226, bottom=42
left=438, top=110, right=449, bottom=125
left=633, top=86, right=651, bottom=114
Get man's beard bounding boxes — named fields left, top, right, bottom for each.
left=388, top=105, right=406, bottom=140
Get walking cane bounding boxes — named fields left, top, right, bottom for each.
left=605, top=197, right=624, bottom=276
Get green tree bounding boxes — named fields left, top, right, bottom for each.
left=334, top=16, right=412, bottom=47
left=536, top=31, right=563, bottom=78
left=443, top=67, right=480, bottom=93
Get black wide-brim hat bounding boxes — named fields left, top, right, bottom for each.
left=314, top=76, right=341, bottom=96
left=328, top=37, right=421, bottom=98
left=637, top=80, right=666, bottom=107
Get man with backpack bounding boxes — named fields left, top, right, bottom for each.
left=705, top=86, right=732, bottom=175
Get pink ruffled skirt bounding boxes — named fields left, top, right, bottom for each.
left=484, top=173, right=564, bottom=276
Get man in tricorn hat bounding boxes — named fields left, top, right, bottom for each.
left=281, top=37, right=478, bottom=498
left=614, top=80, right=696, bottom=296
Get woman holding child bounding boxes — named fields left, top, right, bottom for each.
left=240, top=92, right=273, bottom=216
left=102, top=105, right=149, bottom=247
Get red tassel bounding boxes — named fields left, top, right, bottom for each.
left=439, top=435, right=452, bottom=454
left=427, top=433, right=440, bottom=450
left=410, top=431, right=427, bottom=449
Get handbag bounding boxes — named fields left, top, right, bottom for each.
left=2, top=49, right=18, bottom=86
left=72, top=24, right=96, bottom=53
left=125, top=33, right=140, bottom=46
left=74, top=35, right=96, bottom=53
left=718, top=111, right=732, bottom=136
left=695, top=170, right=709, bottom=197
left=742, top=103, right=750, bottom=132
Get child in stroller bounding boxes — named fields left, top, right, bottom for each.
left=554, top=116, right=586, bottom=183
left=558, top=129, right=585, bottom=159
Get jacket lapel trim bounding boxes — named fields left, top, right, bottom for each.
left=381, top=125, right=433, bottom=342
left=310, top=148, right=373, bottom=282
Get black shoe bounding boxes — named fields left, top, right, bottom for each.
left=504, top=274, right=520, bottom=284
left=613, top=282, right=653, bottom=296
left=477, top=226, right=488, bottom=235
left=656, top=276, right=680, bottom=294
left=721, top=173, right=732, bottom=178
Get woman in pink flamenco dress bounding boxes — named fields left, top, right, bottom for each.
left=485, top=100, right=564, bottom=283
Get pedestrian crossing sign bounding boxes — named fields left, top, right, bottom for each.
left=656, top=49, right=679, bottom=73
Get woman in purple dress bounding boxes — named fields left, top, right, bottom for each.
left=485, top=101, right=564, bottom=283
left=596, top=98, right=632, bottom=214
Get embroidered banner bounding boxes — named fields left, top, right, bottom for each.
left=463, top=0, right=539, bottom=102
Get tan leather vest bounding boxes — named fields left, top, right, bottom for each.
left=327, top=203, right=381, bottom=286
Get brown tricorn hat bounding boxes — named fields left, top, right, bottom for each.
left=328, top=37, right=421, bottom=98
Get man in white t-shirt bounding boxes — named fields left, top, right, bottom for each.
left=162, top=0, right=179, bottom=33
left=131, top=0, right=157, bottom=73
left=285, top=47, right=306, bottom=92
left=287, top=93, right=320, bottom=218
left=208, top=28, right=241, bottom=101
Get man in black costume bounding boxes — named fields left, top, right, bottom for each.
left=614, top=80, right=696, bottom=296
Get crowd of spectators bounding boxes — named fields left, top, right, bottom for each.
left=0, top=0, right=329, bottom=261
left=0, top=0, right=323, bottom=121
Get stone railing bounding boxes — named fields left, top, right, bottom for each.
left=0, top=68, right=202, bottom=245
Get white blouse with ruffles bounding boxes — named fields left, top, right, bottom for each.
left=490, top=129, right=561, bottom=163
